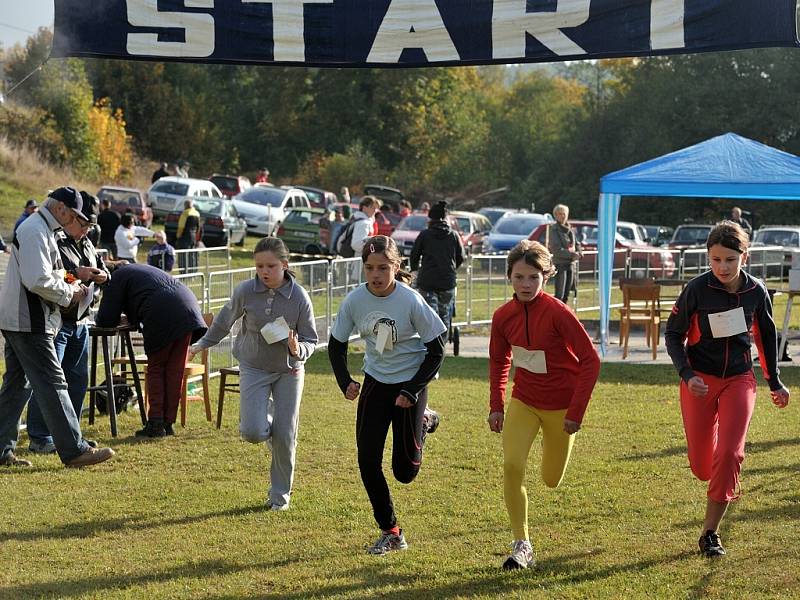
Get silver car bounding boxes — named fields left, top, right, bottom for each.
left=232, top=185, right=311, bottom=236
left=147, top=177, right=224, bottom=220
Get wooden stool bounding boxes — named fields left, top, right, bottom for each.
left=88, top=325, right=146, bottom=436
left=216, top=366, right=240, bottom=429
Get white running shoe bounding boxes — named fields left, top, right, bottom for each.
left=502, top=539, right=534, bottom=570
left=367, top=529, right=408, bottom=555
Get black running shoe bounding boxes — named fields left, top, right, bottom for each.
left=698, top=530, right=726, bottom=557
left=164, top=423, right=175, bottom=436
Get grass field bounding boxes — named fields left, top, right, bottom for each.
left=2, top=356, right=799, bottom=599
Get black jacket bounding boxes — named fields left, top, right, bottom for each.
left=410, top=220, right=464, bottom=291
left=95, top=264, right=207, bottom=354
left=665, top=270, right=782, bottom=391
left=97, top=209, right=121, bottom=244
left=57, top=233, right=110, bottom=322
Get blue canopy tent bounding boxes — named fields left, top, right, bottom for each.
left=597, top=133, right=800, bottom=354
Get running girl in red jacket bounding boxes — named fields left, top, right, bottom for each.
left=665, top=221, right=789, bottom=557
left=488, top=240, right=600, bottom=570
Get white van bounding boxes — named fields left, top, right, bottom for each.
left=148, top=177, right=224, bottom=220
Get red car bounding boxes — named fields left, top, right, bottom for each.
left=97, top=186, right=153, bottom=228
left=209, top=174, right=252, bottom=198
left=529, top=220, right=676, bottom=277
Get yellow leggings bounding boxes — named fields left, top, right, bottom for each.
left=503, top=398, right=575, bottom=540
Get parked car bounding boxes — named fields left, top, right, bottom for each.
left=478, top=207, right=519, bottom=226
left=668, top=223, right=714, bottom=273
left=232, top=186, right=311, bottom=236
left=164, top=197, right=247, bottom=247
left=374, top=210, right=403, bottom=237
left=209, top=174, right=251, bottom=198
left=643, top=225, right=674, bottom=246
left=482, top=213, right=553, bottom=253
left=363, top=184, right=404, bottom=212
left=450, top=210, right=493, bottom=253
left=750, top=226, right=800, bottom=277
left=97, top=186, right=153, bottom=227
left=275, top=207, right=331, bottom=254
left=148, top=177, right=224, bottom=220
left=668, top=224, right=714, bottom=249
left=391, top=213, right=461, bottom=256
left=529, top=220, right=676, bottom=277
left=294, top=185, right=338, bottom=209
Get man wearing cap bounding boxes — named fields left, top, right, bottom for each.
left=0, top=186, right=115, bottom=468
left=13, top=199, right=38, bottom=234
left=25, top=191, right=112, bottom=455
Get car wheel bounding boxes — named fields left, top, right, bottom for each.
left=235, top=234, right=246, bottom=247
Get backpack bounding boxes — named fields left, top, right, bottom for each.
left=335, top=217, right=365, bottom=258
left=95, top=376, right=137, bottom=415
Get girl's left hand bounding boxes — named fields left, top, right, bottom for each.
left=771, top=386, right=790, bottom=408
left=563, top=419, right=580, bottom=434
left=395, top=395, right=413, bottom=409
left=287, top=330, right=299, bottom=357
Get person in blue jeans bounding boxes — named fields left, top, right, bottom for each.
left=26, top=191, right=111, bottom=454
left=409, top=200, right=464, bottom=343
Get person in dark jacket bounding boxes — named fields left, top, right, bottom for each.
left=176, top=199, right=201, bottom=272
left=547, top=204, right=581, bottom=304
left=97, top=198, right=120, bottom=259
left=95, top=264, right=208, bottom=437
left=151, top=162, right=170, bottom=183
left=664, top=220, right=789, bottom=558
left=409, top=200, right=464, bottom=343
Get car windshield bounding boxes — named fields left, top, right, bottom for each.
left=285, top=210, right=323, bottom=225
left=397, top=215, right=428, bottom=231
left=673, top=226, right=711, bottom=244
left=617, top=225, right=636, bottom=241
left=494, top=217, right=542, bottom=235
left=193, top=199, right=223, bottom=215
left=755, top=230, right=800, bottom=246
left=301, top=189, right=324, bottom=204
left=150, top=181, right=189, bottom=196
left=210, top=177, right=238, bottom=192
left=455, top=217, right=471, bottom=233
left=99, top=188, right=140, bottom=206
left=238, top=187, right=285, bottom=207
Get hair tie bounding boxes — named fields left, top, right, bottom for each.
left=369, top=243, right=376, bottom=253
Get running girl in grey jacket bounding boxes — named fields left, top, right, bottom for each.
left=190, top=237, right=318, bottom=510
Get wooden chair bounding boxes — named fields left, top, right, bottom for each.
left=216, top=366, right=241, bottom=429
left=618, top=278, right=661, bottom=360
left=140, top=313, right=215, bottom=427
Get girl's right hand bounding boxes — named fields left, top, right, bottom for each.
left=187, top=344, right=202, bottom=361
left=488, top=411, right=504, bottom=433
left=345, top=380, right=361, bottom=401
left=687, top=376, right=708, bottom=398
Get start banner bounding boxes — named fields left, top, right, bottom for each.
left=52, top=0, right=800, bottom=67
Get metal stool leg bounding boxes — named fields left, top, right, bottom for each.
left=89, top=334, right=98, bottom=425
left=122, top=331, right=147, bottom=426
left=101, top=336, right=118, bottom=437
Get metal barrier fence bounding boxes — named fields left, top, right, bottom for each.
left=172, top=246, right=232, bottom=276
left=96, top=244, right=789, bottom=379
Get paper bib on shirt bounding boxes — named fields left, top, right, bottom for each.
left=260, top=316, right=290, bottom=344
left=708, top=307, right=747, bottom=338
left=511, top=345, right=547, bottom=374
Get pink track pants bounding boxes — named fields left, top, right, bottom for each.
left=679, top=370, right=757, bottom=503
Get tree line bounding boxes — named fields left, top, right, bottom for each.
left=3, top=27, right=800, bottom=228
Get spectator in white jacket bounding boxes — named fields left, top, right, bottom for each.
left=350, top=196, right=380, bottom=256
left=115, top=213, right=154, bottom=262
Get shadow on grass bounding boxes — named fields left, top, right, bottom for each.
left=0, top=503, right=268, bottom=544
left=206, top=549, right=696, bottom=600
left=622, top=436, right=800, bottom=462
left=0, top=557, right=296, bottom=599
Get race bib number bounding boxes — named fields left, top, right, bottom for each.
left=511, top=346, right=547, bottom=374
left=260, top=316, right=290, bottom=345
left=708, top=307, right=747, bottom=338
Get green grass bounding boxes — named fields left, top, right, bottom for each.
left=3, top=356, right=799, bottom=599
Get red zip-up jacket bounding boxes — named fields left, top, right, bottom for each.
left=664, top=270, right=783, bottom=391
left=489, top=292, right=601, bottom=423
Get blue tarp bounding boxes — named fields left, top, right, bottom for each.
left=597, top=133, right=800, bottom=354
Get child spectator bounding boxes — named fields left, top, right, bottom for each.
left=147, top=230, right=176, bottom=272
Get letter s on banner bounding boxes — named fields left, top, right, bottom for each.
left=127, top=0, right=215, bottom=58
left=492, top=0, right=590, bottom=59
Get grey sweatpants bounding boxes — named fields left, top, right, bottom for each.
left=239, top=364, right=305, bottom=508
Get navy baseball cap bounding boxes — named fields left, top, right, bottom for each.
left=49, top=187, right=86, bottom=221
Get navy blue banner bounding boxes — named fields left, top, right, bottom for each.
left=51, top=1, right=799, bottom=67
